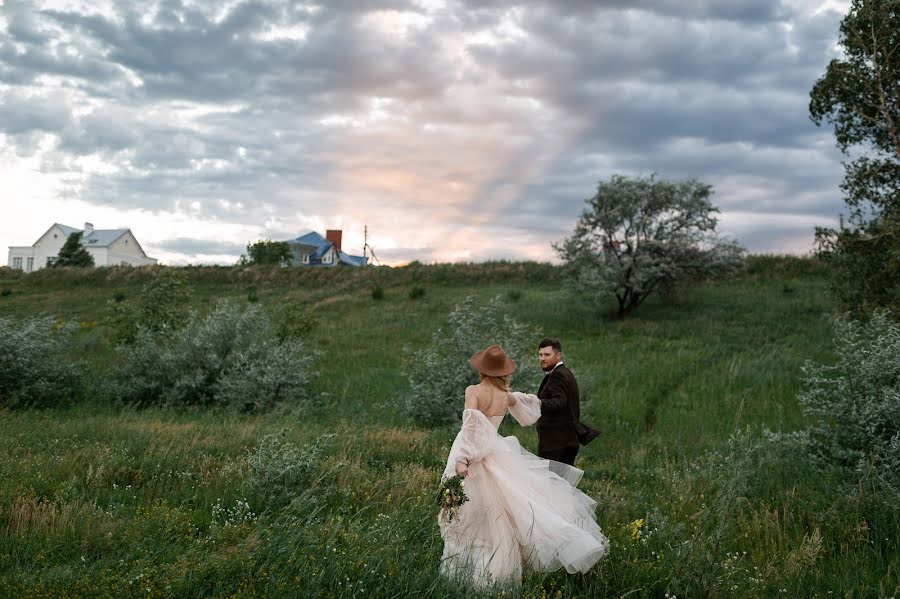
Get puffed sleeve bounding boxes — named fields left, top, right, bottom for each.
left=443, top=409, right=498, bottom=477
left=508, top=392, right=541, bottom=426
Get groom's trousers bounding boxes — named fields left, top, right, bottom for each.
left=540, top=446, right=578, bottom=467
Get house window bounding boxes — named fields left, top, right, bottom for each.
left=47, top=257, right=57, bottom=267
left=26, top=258, right=33, bottom=272
left=12, top=257, right=22, bottom=270
left=302, top=254, right=309, bottom=264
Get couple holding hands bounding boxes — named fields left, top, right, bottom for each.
left=439, top=337, right=608, bottom=589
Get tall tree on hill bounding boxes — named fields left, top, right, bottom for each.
left=810, top=0, right=900, bottom=315
left=53, top=232, right=95, bottom=268
left=241, top=240, right=292, bottom=266
left=555, top=174, right=745, bottom=318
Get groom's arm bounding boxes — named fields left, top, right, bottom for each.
left=540, top=376, right=568, bottom=413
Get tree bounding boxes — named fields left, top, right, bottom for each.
left=53, top=232, right=95, bottom=267
left=240, top=240, right=292, bottom=266
left=555, top=174, right=745, bottom=318
left=809, top=0, right=900, bottom=315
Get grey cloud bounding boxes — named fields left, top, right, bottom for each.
left=158, top=237, right=247, bottom=256
left=0, top=0, right=849, bottom=261
left=0, top=90, right=74, bottom=134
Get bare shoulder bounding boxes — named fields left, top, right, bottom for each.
left=464, top=385, right=479, bottom=409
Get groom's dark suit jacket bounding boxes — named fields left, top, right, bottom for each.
left=536, top=364, right=580, bottom=455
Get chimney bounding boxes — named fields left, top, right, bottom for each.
left=84, top=222, right=94, bottom=235
left=326, top=229, right=342, bottom=253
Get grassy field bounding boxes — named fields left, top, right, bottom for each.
left=0, top=259, right=897, bottom=598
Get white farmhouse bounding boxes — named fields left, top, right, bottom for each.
left=6, top=222, right=157, bottom=271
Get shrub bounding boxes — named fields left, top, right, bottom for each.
left=0, top=316, right=82, bottom=408
left=53, top=232, right=94, bottom=267
left=506, top=289, right=522, bottom=303
left=371, top=285, right=385, bottom=300
left=798, top=309, right=900, bottom=493
left=273, top=303, right=317, bottom=342
left=245, top=431, right=335, bottom=512
left=108, top=268, right=190, bottom=343
left=1, top=288, right=11, bottom=297
left=408, top=286, right=426, bottom=300
left=402, top=295, right=541, bottom=426
left=111, top=300, right=316, bottom=410
left=247, top=286, right=260, bottom=303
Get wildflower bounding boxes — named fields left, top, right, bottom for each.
left=628, top=518, right=645, bottom=541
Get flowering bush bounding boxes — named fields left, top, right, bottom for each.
left=402, top=295, right=541, bottom=426
left=0, top=316, right=82, bottom=408
left=111, top=300, right=316, bottom=411
left=799, top=309, right=900, bottom=493
left=245, top=431, right=335, bottom=512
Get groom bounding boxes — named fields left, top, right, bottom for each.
left=536, top=337, right=582, bottom=466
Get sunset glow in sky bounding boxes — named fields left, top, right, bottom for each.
left=1, top=0, right=850, bottom=265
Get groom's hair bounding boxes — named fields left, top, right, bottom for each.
left=538, top=337, right=562, bottom=353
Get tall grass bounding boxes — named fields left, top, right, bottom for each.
left=0, top=258, right=897, bottom=597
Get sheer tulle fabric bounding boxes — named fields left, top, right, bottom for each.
left=439, top=394, right=609, bottom=588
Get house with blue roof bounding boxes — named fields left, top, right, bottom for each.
left=285, top=229, right=367, bottom=267
left=7, top=222, right=157, bottom=271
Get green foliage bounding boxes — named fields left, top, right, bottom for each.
left=111, top=300, right=316, bottom=410
left=506, top=289, right=522, bottom=302
left=244, top=431, right=335, bottom=512
left=241, top=239, right=292, bottom=266
left=246, top=285, right=259, bottom=303
left=371, top=285, right=385, bottom=300
left=53, top=232, right=95, bottom=268
left=809, top=0, right=900, bottom=218
left=402, top=295, right=541, bottom=426
left=810, top=0, right=900, bottom=315
left=408, top=285, right=426, bottom=300
left=798, top=310, right=900, bottom=494
left=555, top=174, right=745, bottom=318
left=0, top=288, right=10, bottom=297
left=108, top=268, right=191, bottom=343
left=0, top=316, right=82, bottom=408
left=815, top=212, right=900, bottom=316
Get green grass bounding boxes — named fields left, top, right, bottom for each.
left=0, top=259, right=897, bottom=597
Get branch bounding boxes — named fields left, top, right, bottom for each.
left=870, top=16, right=900, bottom=157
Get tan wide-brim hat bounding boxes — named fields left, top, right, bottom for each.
left=469, top=344, right=517, bottom=377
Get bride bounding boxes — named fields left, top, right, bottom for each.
left=439, top=344, right=609, bottom=588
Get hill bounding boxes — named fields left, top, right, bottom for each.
left=0, top=258, right=896, bottom=597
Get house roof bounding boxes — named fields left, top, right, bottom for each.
left=338, top=251, right=368, bottom=267
left=56, top=224, right=80, bottom=237
left=81, top=229, right=128, bottom=247
left=55, top=223, right=128, bottom=248
left=292, top=231, right=328, bottom=247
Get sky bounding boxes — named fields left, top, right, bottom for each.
left=0, top=0, right=851, bottom=265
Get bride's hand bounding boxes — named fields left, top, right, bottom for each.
left=455, top=460, right=472, bottom=478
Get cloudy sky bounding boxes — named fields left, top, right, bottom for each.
left=0, top=0, right=850, bottom=265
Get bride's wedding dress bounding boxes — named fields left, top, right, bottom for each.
left=439, top=392, right=609, bottom=588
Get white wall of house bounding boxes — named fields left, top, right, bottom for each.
left=107, top=230, right=157, bottom=266
left=32, top=224, right=70, bottom=268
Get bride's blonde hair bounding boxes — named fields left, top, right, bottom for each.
left=480, top=373, right=510, bottom=392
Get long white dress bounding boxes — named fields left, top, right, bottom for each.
left=439, top=392, right=609, bottom=588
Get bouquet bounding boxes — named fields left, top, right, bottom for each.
left=436, top=474, right=469, bottom=523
